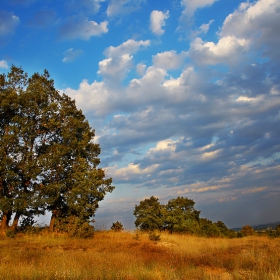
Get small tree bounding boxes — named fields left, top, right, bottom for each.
left=111, top=221, right=123, bottom=232
left=241, top=225, right=255, bottom=236
left=164, top=196, right=200, bottom=234
left=133, top=196, right=164, bottom=231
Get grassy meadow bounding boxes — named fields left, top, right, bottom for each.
left=0, top=230, right=279, bottom=280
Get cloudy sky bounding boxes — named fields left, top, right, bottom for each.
left=1, top=0, right=280, bottom=229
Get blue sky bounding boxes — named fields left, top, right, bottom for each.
left=1, top=0, right=280, bottom=229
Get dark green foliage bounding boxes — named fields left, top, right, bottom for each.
left=198, top=218, right=221, bottom=237
left=0, top=66, right=114, bottom=233
left=164, top=196, right=200, bottom=234
left=53, top=215, right=95, bottom=238
left=133, top=196, right=235, bottom=237
left=111, top=221, right=124, bottom=232
left=133, top=196, right=164, bottom=231
left=134, top=196, right=201, bottom=234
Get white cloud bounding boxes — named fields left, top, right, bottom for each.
left=152, top=50, right=188, bottom=70
left=59, top=15, right=108, bottom=40
left=98, top=54, right=133, bottom=84
left=65, top=80, right=113, bottom=116
left=180, top=0, right=217, bottom=19
left=150, top=10, right=169, bottom=35
left=98, top=39, right=150, bottom=83
left=220, top=0, right=280, bottom=59
left=104, top=39, right=150, bottom=57
left=0, top=60, right=8, bottom=69
left=189, top=36, right=249, bottom=65
left=236, top=96, right=264, bottom=103
left=62, top=48, right=83, bottom=62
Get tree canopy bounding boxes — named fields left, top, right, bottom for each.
left=0, top=66, right=114, bottom=236
left=133, top=196, right=164, bottom=231
left=134, top=196, right=234, bottom=237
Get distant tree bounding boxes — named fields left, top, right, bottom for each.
left=164, top=196, right=200, bottom=234
left=133, top=195, right=235, bottom=238
left=133, top=196, right=164, bottom=231
left=215, top=220, right=230, bottom=237
left=111, top=221, right=124, bottom=232
left=198, top=218, right=221, bottom=237
left=0, top=66, right=114, bottom=234
left=241, top=225, right=255, bottom=236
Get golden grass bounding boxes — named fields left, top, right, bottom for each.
left=0, top=230, right=279, bottom=279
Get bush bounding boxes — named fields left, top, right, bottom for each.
left=111, top=221, right=124, bottom=232
left=241, top=225, right=255, bottom=236
left=54, top=216, right=95, bottom=238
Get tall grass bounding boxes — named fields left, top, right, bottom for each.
left=0, top=230, right=279, bottom=279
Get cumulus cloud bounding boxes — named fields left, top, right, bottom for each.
left=188, top=0, right=280, bottom=66
left=65, top=80, right=111, bottom=116
left=62, top=48, right=83, bottom=62
left=98, top=39, right=150, bottom=84
left=59, top=14, right=108, bottom=40
left=152, top=50, right=188, bottom=70
left=189, top=36, right=249, bottom=65
left=0, top=60, right=8, bottom=69
left=150, top=10, right=169, bottom=35
left=180, top=0, right=217, bottom=19
left=106, top=0, right=146, bottom=17
left=219, top=0, right=280, bottom=60
left=63, top=0, right=280, bottom=228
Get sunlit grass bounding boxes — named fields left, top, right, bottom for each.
left=0, top=230, right=279, bottom=279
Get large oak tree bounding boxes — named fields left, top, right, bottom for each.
left=0, top=66, right=114, bottom=234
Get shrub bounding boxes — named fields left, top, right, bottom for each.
left=111, top=221, right=124, bottom=232
left=54, top=216, right=94, bottom=238
left=241, top=225, right=255, bottom=236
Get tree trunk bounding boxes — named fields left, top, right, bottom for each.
left=1, top=211, right=12, bottom=229
left=49, top=209, right=57, bottom=231
left=11, top=211, right=21, bottom=231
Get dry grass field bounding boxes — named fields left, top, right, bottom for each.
left=0, top=230, right=279, bottom=279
